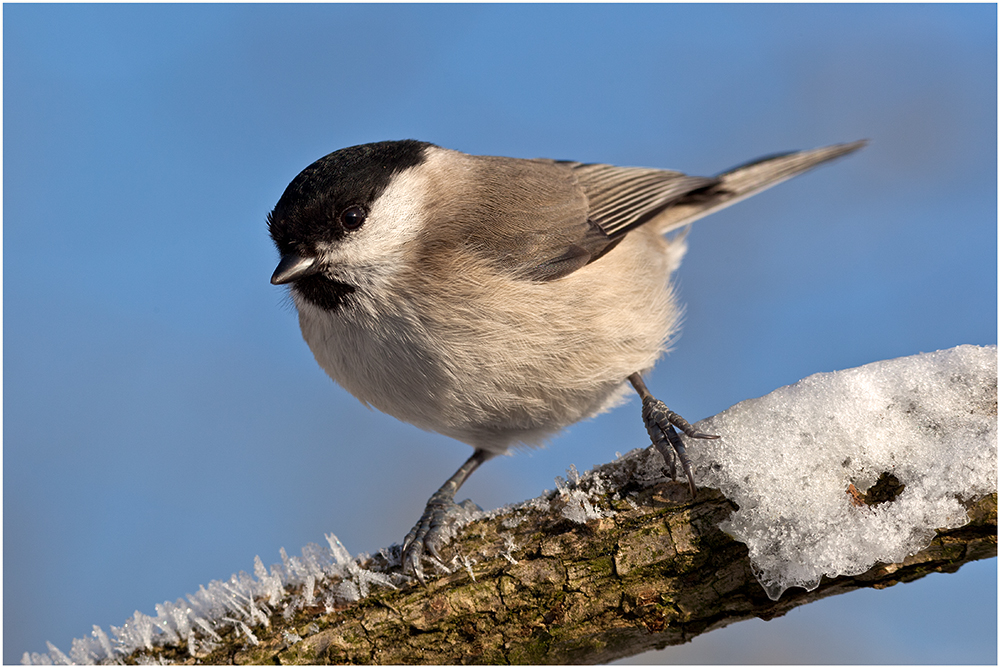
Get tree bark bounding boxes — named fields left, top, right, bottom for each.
left=147, top=479, right=996, bottom=665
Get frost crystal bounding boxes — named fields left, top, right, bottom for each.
left=691, top=345, right=997, bottom=600
left=555, top=464, right=615, bottom=523
left=498, top=533, right=520, bottom=564
left=23, top=532, right=408, bottom=665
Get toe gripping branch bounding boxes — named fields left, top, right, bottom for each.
left=628, top=373, right=719, bottom=498
left=401, top=489, right=456, bottom=582
left=401, top=448, right=491, bottom=582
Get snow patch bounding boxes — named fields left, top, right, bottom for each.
left=691, top=344, right=996, bottom=599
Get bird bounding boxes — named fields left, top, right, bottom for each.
left=267, top=138, right=867, bottom=580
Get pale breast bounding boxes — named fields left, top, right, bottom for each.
left=294, top=226, right=685, bottom=454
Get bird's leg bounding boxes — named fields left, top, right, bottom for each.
left=402, top=448, right=494, bottom=582
left=628, top=373, right=718, bottom=498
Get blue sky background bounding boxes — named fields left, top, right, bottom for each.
left=4, top=4, right=996, bottom=663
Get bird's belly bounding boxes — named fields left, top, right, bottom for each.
left=294, top=232, right=681, bottom=452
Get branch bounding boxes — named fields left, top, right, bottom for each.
left=153, top=488, right=997, bottom=665
left=28, top=345, right=996, bottom=665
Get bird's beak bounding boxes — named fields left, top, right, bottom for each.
left=271, top=253, right=319, bottom=285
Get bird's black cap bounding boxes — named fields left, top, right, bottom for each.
left=268, top=139, right=433, bottom=256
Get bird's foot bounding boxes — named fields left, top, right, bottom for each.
left=640, top=396, right=718, bottom=498
left=400, top=448, right=492, bottom=583
left=401, top=494, right=480, bottom=583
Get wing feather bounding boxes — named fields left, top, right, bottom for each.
left=563, top=162, right=717, bottom=238
left=444, top=141, right=865, bottom=283
left=450, top=155, right=716, bottom=281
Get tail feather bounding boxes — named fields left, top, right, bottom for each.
left=652, top=139, right=868, bottom=234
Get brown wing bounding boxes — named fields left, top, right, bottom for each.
left=455, top=141, right=866, bottom=282
left=459, top=155, right=715, bottom=281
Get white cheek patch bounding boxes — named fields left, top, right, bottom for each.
left=315, top=151, right=453, bottom=288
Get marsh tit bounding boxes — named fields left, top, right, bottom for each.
left=268, top=139, right=866, bottom=579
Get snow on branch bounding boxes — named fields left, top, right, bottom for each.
left=689, top=344, right=996, bottom=599
left=23, top=345, right=997, bottom=665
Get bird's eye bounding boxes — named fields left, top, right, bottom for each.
left=340, top=206, right=367, bottom=230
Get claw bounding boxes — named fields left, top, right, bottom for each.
left=401, top=495, right=456, bottom=582
left=399, top=449, right=492, bottom=583
left=628, top=373, right=717, bottom=498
